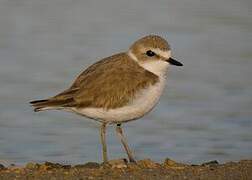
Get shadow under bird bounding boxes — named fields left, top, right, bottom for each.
left=30, top=35, right=183, bottom=163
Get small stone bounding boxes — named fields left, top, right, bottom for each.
left=0, top=164, right=5, bottom=169
left=201, top=160, right=219, bottom=167
left=62, top=165, right=71, bottom=169
left=100, top=159, right=128, bottom=169
left=191, top=164, right=199, bottom=167
left=138, top=159, right=159, bottom=168
left=26, top=162, right=40, bottom=169
left=163, top=158, right=177, bottom=167
left=75, top=162, right=100, bottom=169
left=44, top=161, right=70, bottom=169
left=163, top=158, right=186, bottom=169
left=107, top=159, right=128, bottom=169
left=45, top=161, right=61, bottom=168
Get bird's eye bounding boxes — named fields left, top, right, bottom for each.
left=146, top=50, right=156, bottom=57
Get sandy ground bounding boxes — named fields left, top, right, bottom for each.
left=0, top=159, right=251, bottom=180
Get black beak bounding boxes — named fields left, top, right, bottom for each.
left=166, top=58, right=183, bottom=66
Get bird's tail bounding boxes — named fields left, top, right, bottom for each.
left=30, top=98, right=73, bottom=112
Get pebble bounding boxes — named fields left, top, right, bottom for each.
left=26, top=162, right=40, bottom=169
left=201, top=160, right=219, bottom=167
left=75, top=162, right=100, bottom=169
left=137, top=159, right=159, bottom=168
left=0, top=164, right=5, bottom=169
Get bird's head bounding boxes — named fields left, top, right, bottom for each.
left=128, top=35, right=183, bottom=76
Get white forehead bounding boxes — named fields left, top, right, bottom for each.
left=152, top=48, right=171, bottom=59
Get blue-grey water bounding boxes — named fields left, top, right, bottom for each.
left=0, top=0, right=251, bottom=165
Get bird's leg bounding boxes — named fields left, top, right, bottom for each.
left=100, top=123, right=108, bottom=162
left=115, top=124, right=136, bottom=163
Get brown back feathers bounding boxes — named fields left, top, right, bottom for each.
left=30, top=53, right=159, bottom=111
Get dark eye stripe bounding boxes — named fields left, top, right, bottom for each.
left=146, top=50, right=156, bottom=57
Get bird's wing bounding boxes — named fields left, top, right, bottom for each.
left=54, top=53, right=159, bottom=109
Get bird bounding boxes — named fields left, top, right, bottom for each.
left=30, top=35, right=183, bottom=163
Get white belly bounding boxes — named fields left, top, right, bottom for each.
left=71, top=77, right=166, bottom=123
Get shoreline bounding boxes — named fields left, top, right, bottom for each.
left=1, top=158, right=251, bottom=179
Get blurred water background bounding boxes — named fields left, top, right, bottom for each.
left=0, top=0, right=251, bottom=165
